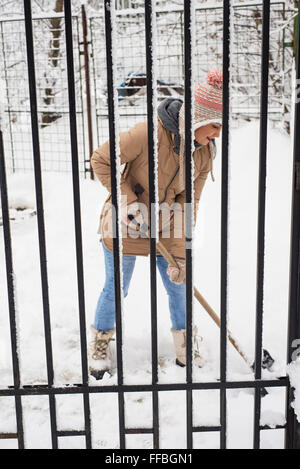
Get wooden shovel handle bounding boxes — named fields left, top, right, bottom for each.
left=131, top=183, right=251, bottom=367
left=156, top=240, right=251, bottom=367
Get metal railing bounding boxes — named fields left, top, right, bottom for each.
left=0, top=0, right=299, bottom=450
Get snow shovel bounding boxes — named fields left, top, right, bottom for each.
left=155, top=238, right=275, bottom=374
left=127, top=213, right=275, bottom=376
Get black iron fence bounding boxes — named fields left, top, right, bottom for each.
left=0, top=0, right=300, bottom=450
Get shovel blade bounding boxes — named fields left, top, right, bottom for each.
left=251, top=349, right=275, bottom=373
left=262, top=349, right=275, bottom=370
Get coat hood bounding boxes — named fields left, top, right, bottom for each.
left=158, top=98, right=205, bottom=155
left=157, top=98, right=183, bottom=155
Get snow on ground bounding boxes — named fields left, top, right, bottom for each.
left=0, top=121, right=295, bottom=449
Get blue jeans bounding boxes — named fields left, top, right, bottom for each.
left=94, top=242, right=186, bottom=331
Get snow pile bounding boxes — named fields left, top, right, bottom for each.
left=287, top=358, right=300, bottom=423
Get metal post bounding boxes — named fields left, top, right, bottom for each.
left=294, top=1, right=299, bottom=59
left=286, top=0, right=300, bottom=450
left=76, top=16, right=88, bottom=178
left=184, top=0, right=194, bottom=450
left=0, top=129, right=24, bottom=449
left=104, top=0, right=126, bottom=449
left=220, top=0, right=231, bottom=451
left=89, top=18, right=101, bottom=148
left=253, top=0, right=270, bottom=450
left=23, top=0, right=58, bottom=449
left=145, top=0, right=159, bottom=450
left=64, top=0, right=92, bottom=449
left=81, top=5, right=94, bottom=180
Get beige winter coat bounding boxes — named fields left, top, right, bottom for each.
left=91, top=119, right=215, bottom=258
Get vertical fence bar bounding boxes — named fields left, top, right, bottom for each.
left=253, top=0, right=270, bottom=450
left=184, top=0, right=194, bottom=450
left=63, top=0, right=92, bottom=449
left=89, top=19, right=100, bottom=148
left=76, top=16, right=88, bottom=179
left=144, top=0, right=159, bottom=450
left=286, top=0, right=300, bottom=450
left=81, top=5, right=94, bottom=180
left=104, top=0, right=126, bottom=449
left=220, top=0, right=231, bottom=451
left=255, top=0, right=273, bottom=446
left=23, top=0, right=58, bottom=449
left=0, top=129, right=24, bottom=449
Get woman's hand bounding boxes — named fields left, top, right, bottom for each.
left=122, top=201, right=148, bottom=233
left=167, top=258, right=186, bottom=285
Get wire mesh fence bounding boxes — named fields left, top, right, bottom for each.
left=90, top=1, right=294, bottom=148
left=0, top=14, right=86, bottom=175
left=0, top=1, right=296, bottom=176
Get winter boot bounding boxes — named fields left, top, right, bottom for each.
left=88, top=326, right=115, bottom=380
left=171, top=326, right=204, bottom=368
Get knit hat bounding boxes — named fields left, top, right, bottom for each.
left=178, top=69, right=223, bottom=189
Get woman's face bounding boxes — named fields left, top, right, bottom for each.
left=194, top=123, right=222, bottom=145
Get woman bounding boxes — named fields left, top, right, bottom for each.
left=89, top=70, right=223, bottom=379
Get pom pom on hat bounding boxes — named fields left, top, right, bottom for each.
left=206, top=69, right=223, bottom=90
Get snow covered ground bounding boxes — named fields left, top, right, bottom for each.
left=0, top=121, right=297, bottom=449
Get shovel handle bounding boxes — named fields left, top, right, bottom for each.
left=129, top=184, right=253, bottom=368
left=156, top=240, right=252, bottom=367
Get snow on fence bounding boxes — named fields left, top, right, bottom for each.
left=91, top=1, right=295, bottom=144
left=0, top=1, right=296, bottom=176
left=0, top=0, right=300, bottom=451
